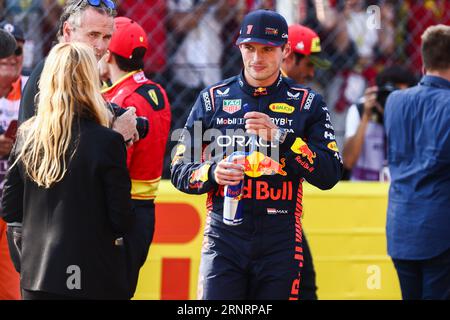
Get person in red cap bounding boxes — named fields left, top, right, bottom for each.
left=281, top=24, right=330, bottom=85
left=102, top=16, right=171, bottom=298
left=280, top=24, right=331, bottom=301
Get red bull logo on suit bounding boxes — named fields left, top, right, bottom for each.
left=290, top=137, right=316, bottom=164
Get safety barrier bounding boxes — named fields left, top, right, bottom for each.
left=134, top=181, right=400, bottom=300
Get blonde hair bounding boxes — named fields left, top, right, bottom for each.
left=16, top=42, right=110, bottom=188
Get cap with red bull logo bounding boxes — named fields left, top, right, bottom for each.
left=236, top=10, right=288, bottom=47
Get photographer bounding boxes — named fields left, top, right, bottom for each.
left=343, top=66, right=415, bottom=181
left=102, top=17, right=171, bottom=298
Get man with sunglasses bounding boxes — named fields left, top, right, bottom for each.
left=18, top=0, right=138, bottom=145
left=0, top=21, right=27, bottom=300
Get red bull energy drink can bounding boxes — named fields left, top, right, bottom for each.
left=223, top=174, right=244, bottom=226
left=223, top=181, right=244, bottom=226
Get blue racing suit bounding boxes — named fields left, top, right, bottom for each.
left=171, top=71, right=342, bottom=299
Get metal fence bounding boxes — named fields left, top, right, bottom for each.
left=1, top=0, right=449, bottom=177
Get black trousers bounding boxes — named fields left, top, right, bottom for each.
left=125, top=200, right=155, bottom=298
left=392, top=248, right=450, bottom=300
left=299, top=231, right=318, bottom=300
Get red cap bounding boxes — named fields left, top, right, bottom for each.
left=109, top=17, right=148, bottom=59
left=288, top=24, right=330, bottom=69
left=288, top=24, right=321, bottom=55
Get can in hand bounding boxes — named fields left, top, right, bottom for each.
left=223, top=180, right=244, bottom=226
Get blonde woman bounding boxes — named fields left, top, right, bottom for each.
left=1, top=42, right=133, bottom=300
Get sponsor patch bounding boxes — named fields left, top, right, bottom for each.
left=269, top=103, right=294, bottom=114
left=216, top=118, right=245, bottom=125
left=303, top=93, right=315, bottom=110
left=311, top=37, right=321, bottom=52
left=202, top=92, right=212, bottom=111
left=287, top=91, right=300, bottom=100
left=254, top=87, right=268, bottom=96
left=267, top=208, right=289, bottom=215
left=271, top=117, right=293, bottom=127
left=324, top=131, right=336, bottom=140
left=223, top=99, right=242, bottom=114
left=325, top=123, right=334, bottom=129
left=327, top=141, right=339, bottom=152
left=295, top=156, right=315, bottom=173
left=189, top=164, right=211, bottom=184
left=171, top=144, right=186, bottom=165
left=265, top=27, right=278, bottom=36
left=291, top=138, right=316, bottom=164
left=133, top=71, right=147, bottom=83
left=216, top=88, right=230, bottom=96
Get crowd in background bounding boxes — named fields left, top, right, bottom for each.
left=1, top=0, right=449, bottom=177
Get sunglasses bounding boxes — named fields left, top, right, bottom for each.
left=74, top=0, right=116, bottom=10
left=14, top=46, right=23, bottom=56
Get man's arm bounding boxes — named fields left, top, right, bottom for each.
left=171, top=93, right=223, bottom=194
left=18, top=60, right=45, bottom=124
left=245, top=94, right=343, bottom=190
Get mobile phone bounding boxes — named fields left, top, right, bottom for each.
left=4, top=120, right=18, bottom=140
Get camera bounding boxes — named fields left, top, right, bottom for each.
left=372, top=83, right=398, bottom=124
left=109, top=103, right=149, bottom=140
left=376, top=83, right=397, bottom=110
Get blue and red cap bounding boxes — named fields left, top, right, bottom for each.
left=235, top=10, right=288, bottom=47
left=0, top=21, right=25, bottom=42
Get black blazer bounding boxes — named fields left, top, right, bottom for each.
left=1, top=118, right=134, bottom=299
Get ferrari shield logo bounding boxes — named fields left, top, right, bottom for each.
left=148, top=89, right=159, bottom=106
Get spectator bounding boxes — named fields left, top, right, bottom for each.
left=0, top=0, right=60, bottom=74
left=102, top=17, right=171, bottom=298
left=343, top=66, right=416, bottom=181
left=384, top=25, right=450, bottom=300
left=0, top=28, right=16, bottom=58
left=0, top=25, right=20, bottom=300
left=0, top=23, right=29, bottom=274
left=1, top=42, right=133, bottom=300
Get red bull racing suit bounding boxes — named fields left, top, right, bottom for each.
left=171, top=72, right=342, bottom=300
